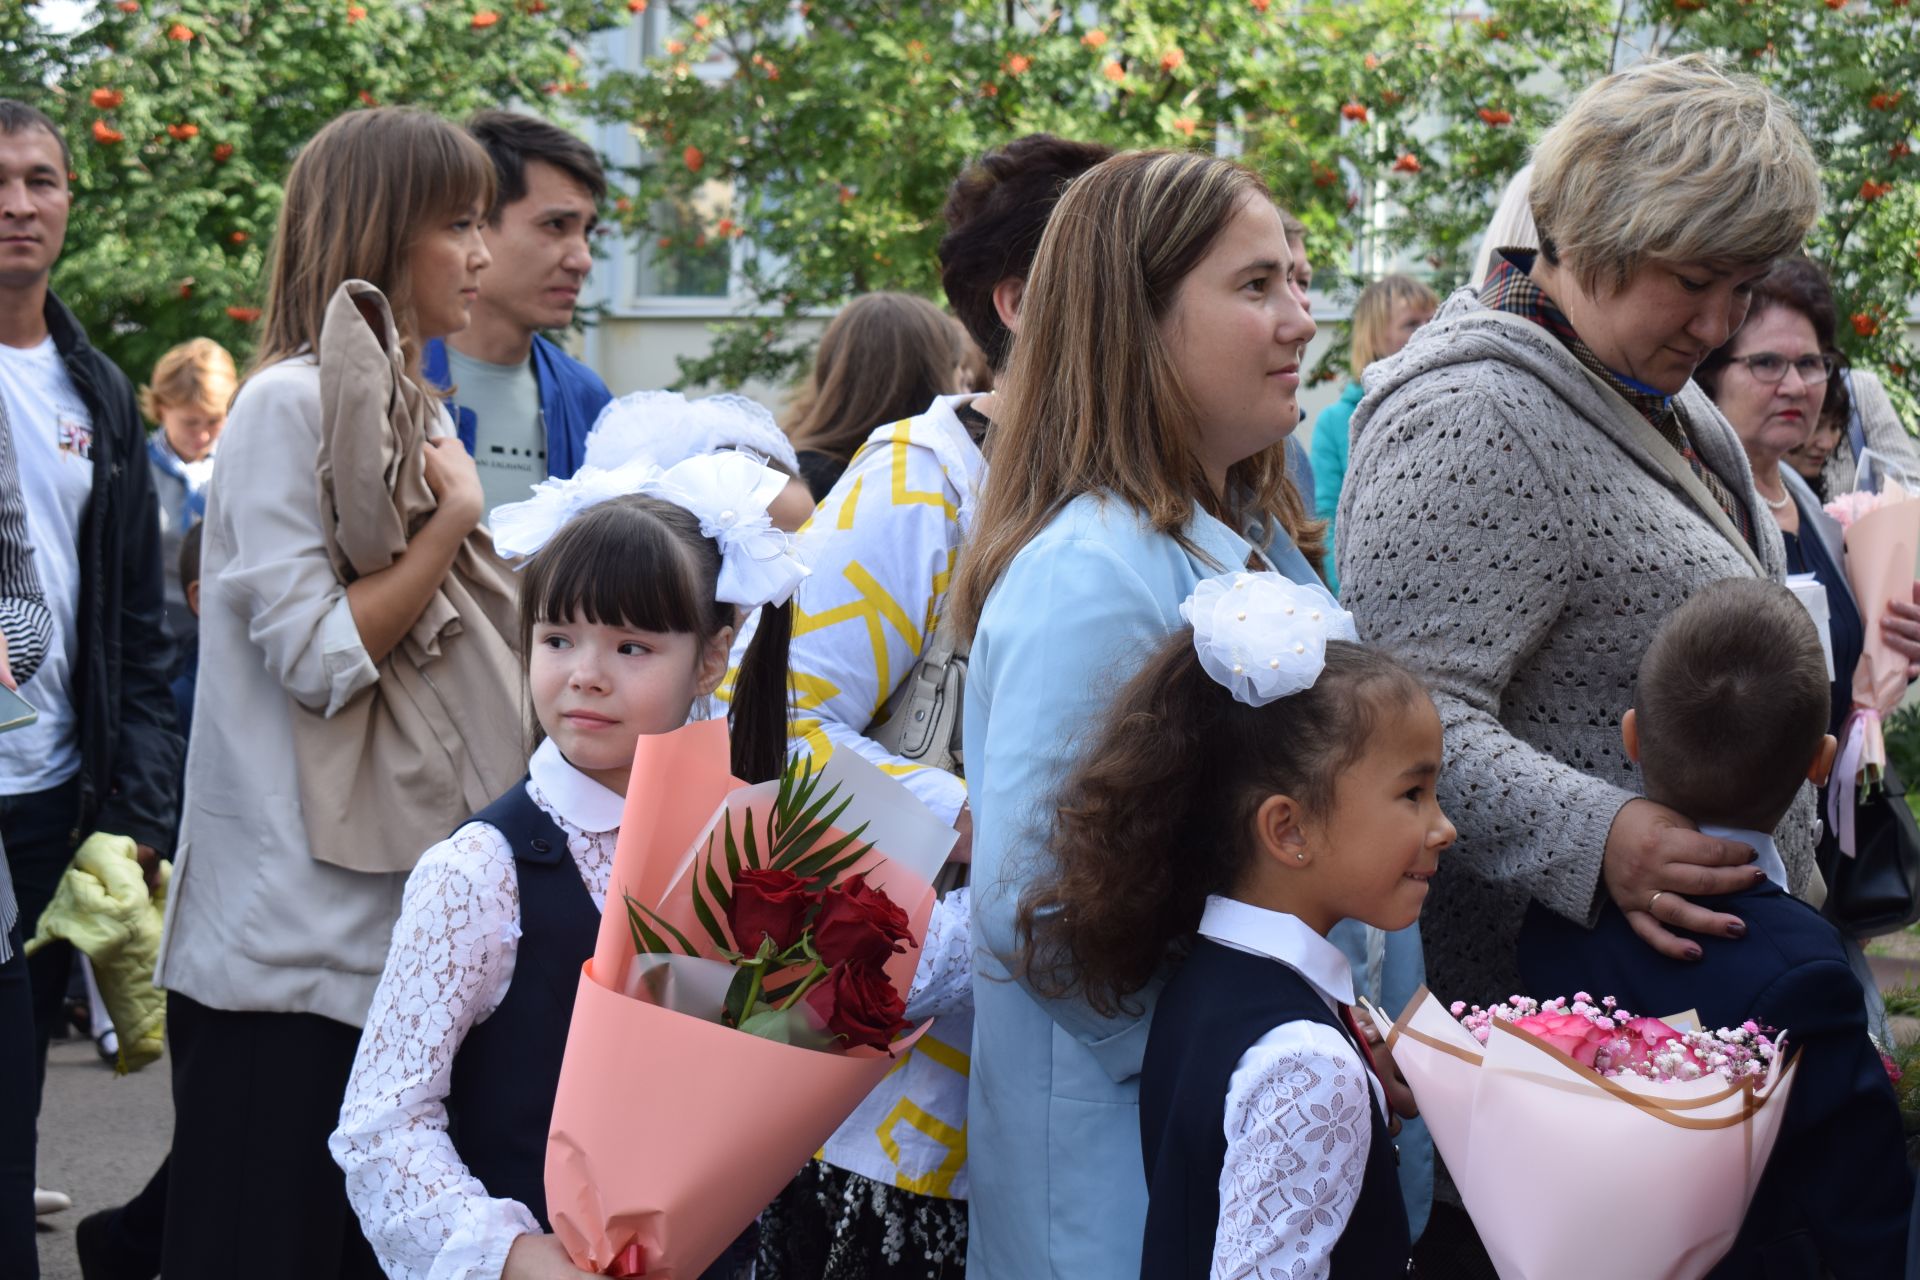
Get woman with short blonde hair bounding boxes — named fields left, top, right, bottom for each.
left=953, top=149, right=1319, bottom=1277
left=1343, top=47, right=1821, bottom=1071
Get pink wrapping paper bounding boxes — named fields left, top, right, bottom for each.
left=1836, top=487, right=1920, bottom=721
left=1382, top=989, right=1797, bottom=1280
left=545, top=719, right=951, bottom=1277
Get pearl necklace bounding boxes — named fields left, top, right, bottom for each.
left=1756, top=477, right=1792, bottom=511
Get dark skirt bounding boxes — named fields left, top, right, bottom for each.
left=757, top=1158, right=967, bottom=1280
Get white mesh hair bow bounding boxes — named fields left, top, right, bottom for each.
left=1179, top=572, right=1358, bottom=707
left=490, top=449, right=809, bottom=610
left=584, top=389, right=800, bottom=474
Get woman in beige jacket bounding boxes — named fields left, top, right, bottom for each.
left=152, top=109, right=514, bottom=1279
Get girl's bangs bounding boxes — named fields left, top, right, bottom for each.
left=525, top=499, right=715, bottom=639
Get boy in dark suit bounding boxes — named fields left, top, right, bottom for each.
left=1519, top=577, right=1910, bottom=1279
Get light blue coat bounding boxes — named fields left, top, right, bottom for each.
left=964, top=492, right=1315, bottom=1278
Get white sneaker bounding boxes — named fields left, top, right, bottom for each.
left=34, top=1186, right=72, bottom=1216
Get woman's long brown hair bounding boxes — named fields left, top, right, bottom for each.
left=785, top=292, right=966, bottom=465
left=250, top=108, right=496, bottom=384
left=948, top=150, right=1324, bottom=639
left=1017, top=634, right=1424, bottom=1017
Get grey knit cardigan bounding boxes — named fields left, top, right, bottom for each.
left=1338, top=288, right=1818, bottom=1007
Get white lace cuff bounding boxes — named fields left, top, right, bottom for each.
left=1211, top=1020, right=1372, bottom=1280
left=905, top=888, right=972, bottom=1022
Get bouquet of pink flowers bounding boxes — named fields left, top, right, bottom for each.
left=1454, top=993, right=1779, bottom=1083
left=545, top=719, right=955, bottom=1278
left=1822, top=464, right=1920, bottom=853
left=1380, top=988, right=1798, bottom=1280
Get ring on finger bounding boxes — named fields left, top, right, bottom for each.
left=1648, top=890, right=1667, bottom=915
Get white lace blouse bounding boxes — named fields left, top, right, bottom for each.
left=331, top=738, right=973, bottom=1280
left=1199, top=896, right=1389, bottom=1280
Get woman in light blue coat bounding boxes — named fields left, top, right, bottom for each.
left=948, top=151, right=1321, bottom=1279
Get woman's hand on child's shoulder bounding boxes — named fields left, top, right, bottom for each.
left=502, top=1233, right=603, bottom=1280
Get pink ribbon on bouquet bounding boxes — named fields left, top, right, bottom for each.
left=1828, top=707, right=1877, bottom=857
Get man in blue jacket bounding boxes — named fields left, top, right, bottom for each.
left=425, top=111, right=612, bottom=511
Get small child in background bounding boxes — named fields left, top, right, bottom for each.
left=1018, top=572, right=1454, bottom=1278
left=140, top=338, right=234, bottom=660
left=1520, top=578, right=1912, bottom=1278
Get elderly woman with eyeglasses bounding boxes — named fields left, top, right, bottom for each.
left=1695, top=257, right=1920, bottom=875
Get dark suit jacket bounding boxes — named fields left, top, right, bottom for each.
left=1519, top=885, right=1911, bottom=1279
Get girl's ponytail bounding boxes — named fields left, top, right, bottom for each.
left=729, top=601, right=794, bottom=784
left=1017, top=640, right=1245, bottom=1017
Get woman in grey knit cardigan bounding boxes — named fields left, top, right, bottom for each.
left=1339, top=57, right=1825, bottom=1009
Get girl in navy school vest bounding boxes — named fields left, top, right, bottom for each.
left=1015, top=571, right=1456, bottom=1280
left=328, top=437, right=807, bottom=1280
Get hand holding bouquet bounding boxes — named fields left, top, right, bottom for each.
left=547, top=719, right=956, bottom=1278
left=1380, top=989, right=1797, bottom=1280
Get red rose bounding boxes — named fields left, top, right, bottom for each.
left=804, top=960, right=908, bottom=1051
left=812, top=874, right=912, bottom=968
left=728, top=867, right=815, bottom=956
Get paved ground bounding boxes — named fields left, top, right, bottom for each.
left=33, top=1034, right=172, bottom=1280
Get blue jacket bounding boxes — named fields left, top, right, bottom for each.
left=1309, top=380, right=1363, bottom=594
left=1519, top=886, right=1911, bottom=1278
left=422, top=334, right=612, bottom=481
left=962, top=492, right=1315, bottom=1279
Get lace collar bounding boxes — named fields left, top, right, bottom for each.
left=529, top=737, right=625, bottom=835
left=1197, top=894, right=1356, bottom=1010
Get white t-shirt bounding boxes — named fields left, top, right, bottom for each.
left=446, top=347, right=546, bottom=518
left=0, top=337, right=92, bottom=791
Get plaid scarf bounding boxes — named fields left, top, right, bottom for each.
left=1480, top=250, right=1755, bottom=551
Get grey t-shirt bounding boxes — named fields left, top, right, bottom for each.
left=446, top=347, right=547, bottom=517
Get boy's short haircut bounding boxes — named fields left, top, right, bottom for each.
left=465, top=110, right=607, bottom=218
left=1635, top=578, right=1830, bottom=829
left=140, top=338, right=239, bottom=421
left=178, top=520, right=204, bottom=592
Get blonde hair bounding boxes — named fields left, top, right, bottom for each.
left=252, top=108, right=496, bottom=381
left=1530, top=55, right=1819, bottom=295
left=784, top=292, right=966, bottom=464
left=140, top=337, right=238, bottom=420
left=1471, top=164, right=1538, bottom=287
left=1349, top=275, right=1439, bottom=376
left=950, top=150, right=1322, bottom=638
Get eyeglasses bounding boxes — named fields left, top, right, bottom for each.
left=1727, top=352, right=1836, bottom=385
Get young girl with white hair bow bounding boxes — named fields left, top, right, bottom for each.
left=1016, top=572, right=1457, bottom=1280
left=330, top=399, right=809, bottom=1280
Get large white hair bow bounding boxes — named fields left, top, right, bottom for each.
left=1179, top=572, right=1358, bottom=707
left=490, top=451, right=809, bottom=610
left=584, top=389, right=800, bottom=474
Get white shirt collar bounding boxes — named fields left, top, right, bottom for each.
left=528, top=737, right=625, bottom=834
left=1697, top=824, right=1788, bottom=892
left=1197, top=895, right=1356, bottom=1010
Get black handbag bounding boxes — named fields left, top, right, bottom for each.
left=1826, top=761, right=1920, bottom=936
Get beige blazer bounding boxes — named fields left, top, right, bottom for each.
left=291, top=281, right=527, bottom=874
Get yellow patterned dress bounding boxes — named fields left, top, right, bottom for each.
left=727, top=395, right=984, bottom=1278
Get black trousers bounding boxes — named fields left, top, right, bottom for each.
left=0, top=919, right=38, bottom=1280
left=0, top=776, right=82, bottom=1119
left=161, top=992, right=382, bottom=1280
